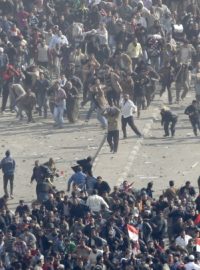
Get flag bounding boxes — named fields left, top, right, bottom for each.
left=127, top=224, right=139, bottom=241
left=196, top=238, right=200, bottom=252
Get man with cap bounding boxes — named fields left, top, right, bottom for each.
left=0, top=150, right=15, bottom=199
left=184, top=255, right=200, bottom=270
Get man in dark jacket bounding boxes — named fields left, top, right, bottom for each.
left=150, top=211, right=167, bottom=242
left=34, top=72, right=50, bottom=118
left=94, top=176, right=111, bottom=196
left=184, top=100, right=200, bottom=136
left=0, top=150, right=15, bottom=199
left=77, top=156, right=93, bottom=176
left=160, top=107, right=178, bottom=137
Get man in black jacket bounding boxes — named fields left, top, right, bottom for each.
left=184, top=100, right=200, bottom=136
left=77, top=156, right=93, bottom=176
left=94, top=176, right=111, bottom=196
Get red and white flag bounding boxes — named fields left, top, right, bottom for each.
left=196, top=238, right=200, bottom=252
left=127, top=224, right=139, bottom=241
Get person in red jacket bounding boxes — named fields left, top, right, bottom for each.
left=1, top=64, right=20, bottom=113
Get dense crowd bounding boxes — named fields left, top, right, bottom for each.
left=1, top=153, right=200, bottom=270
left=0, top=0, right=199, bottom=128
left=0, top=0, right=200, bottom=269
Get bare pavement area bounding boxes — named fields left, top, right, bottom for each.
left=94, top=89, right=200, bottom=195
left=0, top=107, right=105, bottom=206
left=0, top=87, right=199, bottom=208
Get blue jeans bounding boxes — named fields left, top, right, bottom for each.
left=97, top=108, right=107, bottom=128
left=53, top=105, right=64, bottom=127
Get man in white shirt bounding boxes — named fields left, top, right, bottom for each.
left=120, top=94, right=142, bottom=138
left=185, top=255, right=200, bottom=270
left=175, top=230, right=192, bottom=248
left=86, top=190, right=109, bottom=213
left=49, top=30, right=69, bottom=49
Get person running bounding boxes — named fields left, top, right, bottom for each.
left=120, top=94, right=142, bottom=139
left=184, top=100, right=200, bottom=136
left=160, top=107, right=178, bottom=137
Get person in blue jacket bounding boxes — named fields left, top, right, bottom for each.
left=0, top=150, right=15, bottom=199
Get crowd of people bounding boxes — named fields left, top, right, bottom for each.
left=0, top=0, right=199, bottom=129
left=1, top=151, right=200, bottom=270
left=0, top=0, right=200, bottom=269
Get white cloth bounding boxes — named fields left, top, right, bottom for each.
left=96, top=28, right=108, bottom=45
left=175, top=235, right=192, bottom=247
left=49, top=34, right=69, bottom=49
left=185, top=262, right=200, bottom=270
left=88, top=249, right=103, bottom=267
left=37, top=44, right=48, bottom=62
left=0, top=241, right=4, bottom=255
left=120, top=99, right=137, bottom=118
left=180, top=47, right=190, bottom=64
left=86, top=195, right=109, bottom=212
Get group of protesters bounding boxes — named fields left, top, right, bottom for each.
left=0, top=0, right=199, bottom=129
left=0, top=0, right=200, bottom=269
left=1, top=151, right=200, bottom=270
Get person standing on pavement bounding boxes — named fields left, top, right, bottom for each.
left=160, top=107, right=178, bottom=137
left=184, top=100, right=200, bottom=136
left=0, top=150, right=15, bottom=199
left=175, top=39, right=196, bottom=103
left=120, top=94, right=142, bottom=139
left=53, top=80, right=66, bottom=129
left=102, top=105, right=120, bottom=153
left=65, top=81, right=79, bottom=123
left=34, top=72, right=50, bottom=118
